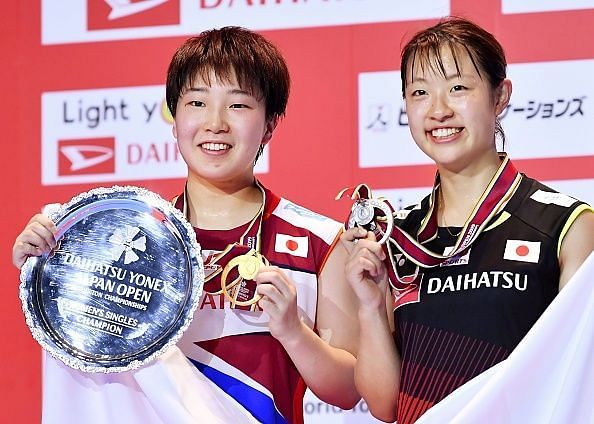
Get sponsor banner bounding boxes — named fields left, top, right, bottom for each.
left=359, top=59, right=594, bottom=168
left=358, top=71, right=429, bottom=168
left=42, top=85, right=183, bottom=185
left=375, top=186, right=430, bottom=211
left=42, top=85, right=268, bottom=185
left=502, top=0, right=594, bottom=14
left=303, top=389, right=382, bottom=424
left=42, top=0, right=449, bottom=45
left=87, top=0, right=180, bottom=30
left=502, top=59, right=594, bottom=160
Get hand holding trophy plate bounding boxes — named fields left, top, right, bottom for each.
left=19, top=186, right=204, bottom=373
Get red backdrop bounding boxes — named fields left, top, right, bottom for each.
left=2, top=1, right=593, bottom=421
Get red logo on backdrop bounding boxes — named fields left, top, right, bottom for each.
left=58, top=138, right=116, bottom=176
left=87, top=0, right=180, bottom=30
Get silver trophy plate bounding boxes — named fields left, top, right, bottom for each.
left=19, top=186, right=204, bottom=373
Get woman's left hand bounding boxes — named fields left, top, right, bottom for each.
left=255, top=266, right=303, bottom=343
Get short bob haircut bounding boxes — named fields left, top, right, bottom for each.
left=166, top=26, right=290, bottom=122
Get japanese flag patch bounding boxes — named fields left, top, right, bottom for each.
left=275, top=234, right=309, bottom=258
left=504, top=240, right=541, bottom=263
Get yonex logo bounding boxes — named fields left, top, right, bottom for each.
left=202, top=250, right=222, bottom=280
left=58, top=138, right=115, bottom=175
left=283, top=203, right=326, bottom=221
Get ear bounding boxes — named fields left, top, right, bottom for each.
left=261, top=116, right=279, bottom=146
left=495, top=79, right=512, bottom=116
left=172, top=120, right=178, bottom=140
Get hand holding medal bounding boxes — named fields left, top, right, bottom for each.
left=336, top=184, right=394, bottom=245
left=338, top=155, right=522, bottom=308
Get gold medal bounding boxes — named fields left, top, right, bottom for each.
left=175, top=180, right=270, bottom=306
left=237, top=254, right=262, bottom=280
left=220, top=251, right=269, bottom=308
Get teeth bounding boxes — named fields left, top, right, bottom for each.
left=431, top=127, right=461, bottom=138
left=201, top=142, right=230, bottom=151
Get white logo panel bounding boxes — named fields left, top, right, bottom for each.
left=502, top=0, right=594, bottom=14
left=542, top=179, right=594, bottom=207
left=375, top=186, right=430, bottom=211
left=358, top=71, right=430, bottom=168
left=530, top=190, right=577, bottom=208
left=42, top=0, right=450, bottom=45
left=106, top=0, right=169, bottom=19
left=359, top=60, right=594, bottom=168
left=502, top=59, right=594, bottom=159
left=42, top=85, right=269, bottom=185
left=42, top=85, right=183, bottom=185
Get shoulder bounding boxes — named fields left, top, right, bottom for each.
left=557, top=202, right=594, bottom=288
left=507, top=175, right=591, bottom=238
left=268, top=193, right=342, bottom=246
left=393, top=193, right=431, bottom=232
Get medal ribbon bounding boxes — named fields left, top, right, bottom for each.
left=174, top=180, right=267, bottom=309
left=339, top=154, right=522, bottom=288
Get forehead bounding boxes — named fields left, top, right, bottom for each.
left=185, top=66, right=262, bottom=98
left=407, top=44, right=481, bottom=82
left=188, top=67, right=238, bottom=87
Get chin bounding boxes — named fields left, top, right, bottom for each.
left=427, top=150, right=467, bottom=169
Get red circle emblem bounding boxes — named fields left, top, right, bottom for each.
left=516, top=245, right=530, bottom=257
left=286, top=240, right=298, bottom=251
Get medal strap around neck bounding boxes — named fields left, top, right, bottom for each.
left=339, top=154, right=522, bottom=287
left=392, top=154, right=522, bottom=268
left=177, top=180, right=267, bottom=291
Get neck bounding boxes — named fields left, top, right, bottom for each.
left=185, top=174, right=263, bottom=230
left=438, top=152, right=502, bottom=227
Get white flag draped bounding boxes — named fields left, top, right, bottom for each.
left=42, top=345, right=259, bottom=424
left=417, top=251, right=594, bottom=424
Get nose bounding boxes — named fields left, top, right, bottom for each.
left=204, top=107, right=230, bottom=133
left=429, top=93, right=454, bottom=122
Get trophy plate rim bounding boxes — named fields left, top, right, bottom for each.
left=19, top=185, right=204, bottom=373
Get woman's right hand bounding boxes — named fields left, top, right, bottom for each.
left=12, top=214, right=57, bottom=269
left=340, top=227, right=390, bottom=310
